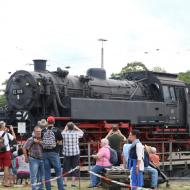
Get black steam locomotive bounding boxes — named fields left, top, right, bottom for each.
left=3, top=60, right=190, bottom=137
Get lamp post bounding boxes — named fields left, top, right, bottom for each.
left=98, top=39, right=107, bottom=69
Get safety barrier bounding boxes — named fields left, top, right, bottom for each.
left=31, top=166, right=79, bottom=187
left=89, top=170, right=152, bottom=190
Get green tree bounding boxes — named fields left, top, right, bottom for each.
left=178, top=71, right=190, bottom=83
left=0, top=79, right=7, bottom=107
left=0, top=94, right=6, bottom=107
left=111, top=61, right=148, bottom=79
left=152, top=66, right=166, bottom=73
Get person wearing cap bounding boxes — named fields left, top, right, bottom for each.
left=41, top=116, right=64, bottom=190
left=0, top=121, right=16, bottom=187
left=62, top=122, right=84, bottom=188
left=144, top=145, right=158, bottom=190
left=105, top=124, right=126, bottom=166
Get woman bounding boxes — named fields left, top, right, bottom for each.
left=88, top=138, right=112, bottom=188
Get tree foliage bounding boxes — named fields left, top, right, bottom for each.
left=178, top=71, right=190, bottom=83
left=0, top=94, right=6, bottom=107
left=111, top=61, right=148, bottom=79
left=0, top=80, right=7, bottom=107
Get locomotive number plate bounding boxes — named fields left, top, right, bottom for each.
left=12, top=89, right=23, bottom=95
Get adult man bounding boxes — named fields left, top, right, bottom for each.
left=105, top=125, right=126, bottom=166
left=0, top=121, right=16, bottom=187
left=23, top=126, right=44, bottom=190
left=144, top=145, right=158, bottom=190
left=62, top=122, right=84, bottom=187
left=41, top=116, right=64, bottom=190
left=128, top=130, right=144, bottom=190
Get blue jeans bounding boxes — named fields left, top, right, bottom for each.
left=90, top=165, right=111, bottom=187
left=29, top=157, right=44, bottom=190
left=144, top=166, right=158, bottom=188
left=130, top=160, right=144, bottom=190
left=43, top=152, right=64, bottom=190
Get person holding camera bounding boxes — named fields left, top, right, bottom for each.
left=62, top=122, right=84, bottom=188
left=105, top=124, right=126, bottom=166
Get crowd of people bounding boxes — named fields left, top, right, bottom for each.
left=0, top=117, right=83, bottom=190
left=89, top=127, right=167, bottom=190
left=0, top=117, right=166, bottom=190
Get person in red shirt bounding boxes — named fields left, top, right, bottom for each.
left=148, top=146, right=169, bottom=184
left=149, top=147, right=160, bottom=167
left=0, top=121, right=16, bottom=187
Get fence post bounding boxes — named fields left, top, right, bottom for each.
left=88, top=143, right=91, bottom=171
left=169, top=141, right=173, bottom=172
left=162, top=142, right=165, bottom=171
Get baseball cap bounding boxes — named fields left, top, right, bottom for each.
left=47, top=116, right=55, bottom=124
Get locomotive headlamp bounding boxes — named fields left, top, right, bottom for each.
left=26, top=82, right=30, bottom=86
left=38, top=81, right=41, bottom=86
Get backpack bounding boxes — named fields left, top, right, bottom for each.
left=42, top=128, right=57, bottom=149
left=144, top=151, right=150, bottom=167
left=0, top=132, right=7, bottom=153
left=7, top=135, right=17, bottom=153
left=109, top=147, right=118, bottom=165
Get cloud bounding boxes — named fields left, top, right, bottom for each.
left=0, top=0, right=190, bottom=88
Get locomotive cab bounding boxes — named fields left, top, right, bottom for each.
left=159, top=75, right=186, bottom=126
left=124, top=71, right=188, bottom=128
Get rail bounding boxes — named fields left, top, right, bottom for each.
left=79, top=140, right=190, bottom=174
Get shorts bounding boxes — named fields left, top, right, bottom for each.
left=17, top=172, right=30, bottom=180
left=63, top=155, right=80, bottom=177
left=0, top=151, right=12, bottom=168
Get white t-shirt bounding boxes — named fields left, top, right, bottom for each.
left=0, top=131, right=14, bottom=151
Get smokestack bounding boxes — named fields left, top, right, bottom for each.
left=33, top=59, right=47, bottom=72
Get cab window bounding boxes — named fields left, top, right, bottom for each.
left=163, top=85, right=176, bottom=102
left=169, top=87, right=176, bottom=101
left=163, top=86, right=170, bottom=101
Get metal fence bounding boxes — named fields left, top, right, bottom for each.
left=79, top=140, right=190, bottom=173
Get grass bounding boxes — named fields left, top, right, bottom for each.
left=1, top=180, right=190, bottom=190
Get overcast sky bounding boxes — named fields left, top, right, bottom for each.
left=0, top=0, right=190, bottom=86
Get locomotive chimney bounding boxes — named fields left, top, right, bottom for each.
left=33, top=59, right=47, bottom=72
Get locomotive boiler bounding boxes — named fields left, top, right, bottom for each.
left=4, top=59, right=190, bottom=139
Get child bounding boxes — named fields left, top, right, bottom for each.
left=9, top=151, right=18, bottom=186
left=16, top=148, right=30, bottom=185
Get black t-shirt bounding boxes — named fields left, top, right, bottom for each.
left=41, top=126, right=62, bottom=153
